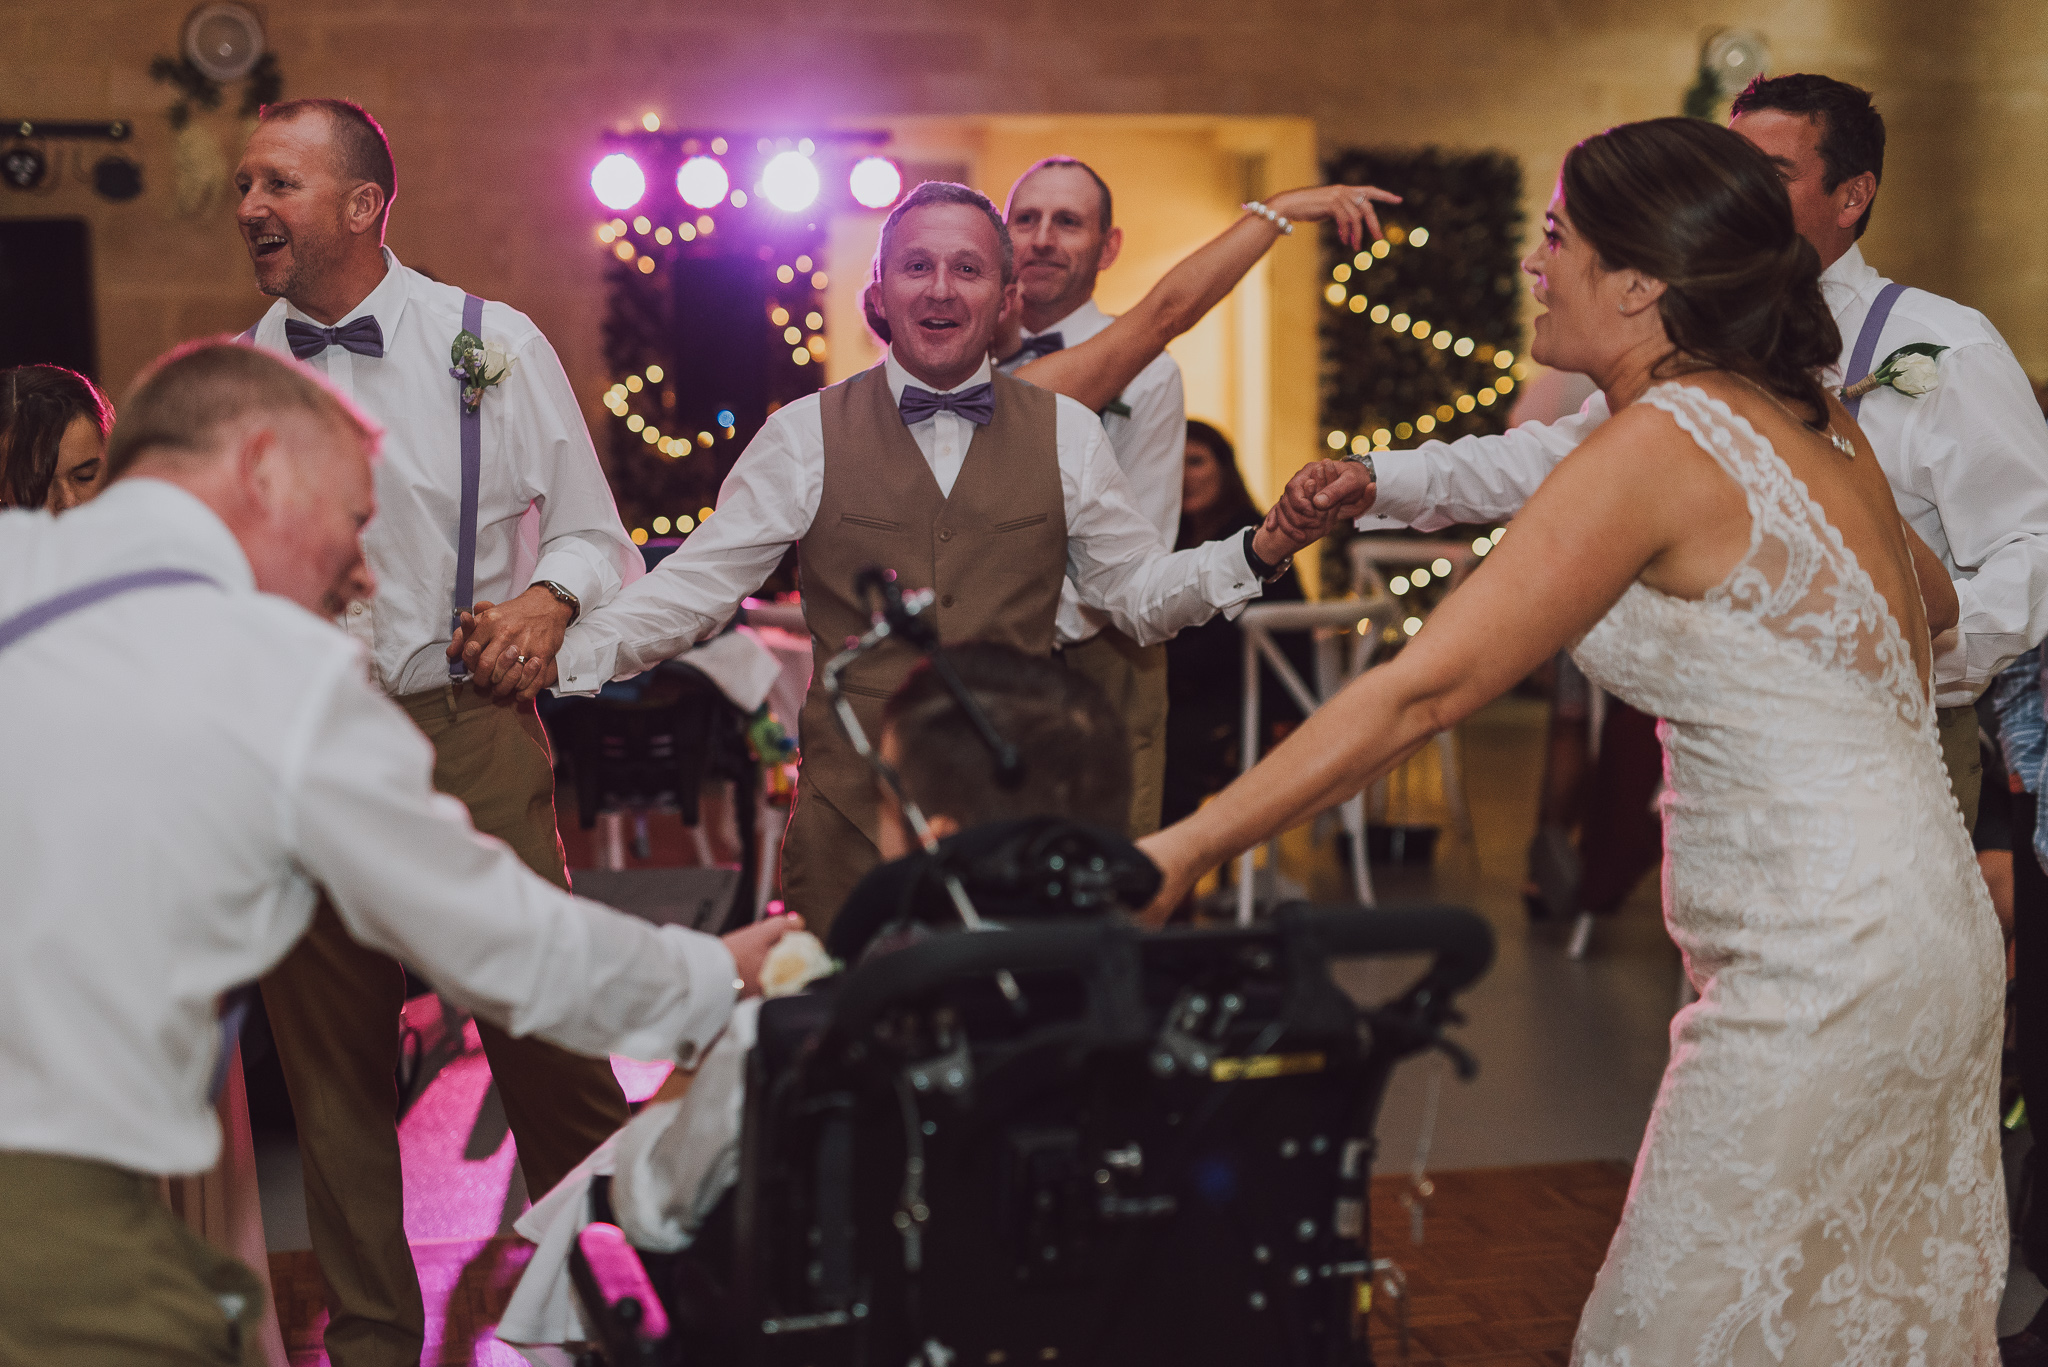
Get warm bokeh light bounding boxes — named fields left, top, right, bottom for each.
left=761, top=150, right=820, bottom=212
left=591, top=154, right=645, bottom=211
left=849, top=156, right=903, bottom=209
left=676, top=156, right=730, bottom=210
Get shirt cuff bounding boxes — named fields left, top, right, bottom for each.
left=1357, top=449, right=1431, bottom=529
left=1213, top=530, right=1266, bottom=620
left=551, top=630, right=608, bottom=697
left=608, top=927, right=736, bottom=1068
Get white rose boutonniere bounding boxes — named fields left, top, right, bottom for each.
left=1843, top=343, right=1947, bottom=404
left=759, top=929, right=838, bottom=998
left=449, top=330, right=516, bottom=414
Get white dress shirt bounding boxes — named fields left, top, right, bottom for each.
left=555, top=349, right=1261, bottom=693
left=0, top=480, right=735, bottom=1176
left=1003, top=299, right=1188, bottom=645
left=1365, top=243, right=2048, bottom=706
left=248, top=249, right=642, bottom=695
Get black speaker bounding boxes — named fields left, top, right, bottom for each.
left=0, top=218, right=97, bottom=378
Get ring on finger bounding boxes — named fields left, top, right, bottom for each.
left=516, top=653, right=529, bottom=664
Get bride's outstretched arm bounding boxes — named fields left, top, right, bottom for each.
left=1136, top=403, right=1714, bottom=923
left=1905, top=522, right=1959, bottom=638
left=1008, top=184, right=1401, bottom=412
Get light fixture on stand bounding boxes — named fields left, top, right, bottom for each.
left=1683, top=28, right=1770, bottom=119
left=181, top=3, right=266, bottom=82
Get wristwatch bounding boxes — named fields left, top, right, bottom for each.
left=1242, top=528, right=1294, bottom=585
left=1344, top=449, right=1378, bottom=484
left=534, top=580, right=581, bottom=622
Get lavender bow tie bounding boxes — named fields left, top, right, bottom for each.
left=899, top=382, right=995, bottom=427
left=1012, top=331, right=1064, bottom=364
left=285, top=316, right=385, bottom=361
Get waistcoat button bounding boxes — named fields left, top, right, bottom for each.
left=938, top=527, right=954, bottom=542
left=941, top=594, right=956, bottom=608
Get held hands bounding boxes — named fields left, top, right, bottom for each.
left=1248, top=459, right=1381, bottom=565
left=723, top=912, right=805, bottom=998
left=1288, top=459, right=1379, bottom=524
left=445, top=584, right=571, bottom=702
left=1262, top=184, right=1404, bottom=252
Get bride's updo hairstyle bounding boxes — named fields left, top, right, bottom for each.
left=1561, top=116, right=1841, bottom=426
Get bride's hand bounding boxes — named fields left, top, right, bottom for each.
left=1263, top=184, right=1404, bottom=252
left=1135, top=825, right=1205, bottom=929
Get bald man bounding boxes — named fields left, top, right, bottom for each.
left=0, top=340, right=792, bottom=1365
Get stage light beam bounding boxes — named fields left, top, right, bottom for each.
left=676, top=156, right=730, bottom=210
left=591, top=154, right=646, bottom=211
left=761, top=150, right=820, bottom=212
left=849, top=156, right=903, bottom=209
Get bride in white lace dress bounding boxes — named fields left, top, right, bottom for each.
left=1140, top=117, right=2006, bottom=1364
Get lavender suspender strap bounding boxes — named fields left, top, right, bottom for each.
left=1842, top=282, right=1908, bottom=422
left=450, top=292, right=485, bottom=678
left=0, top=567, right=248, bottom=1099
left=0, top=568, right=218, bottom=653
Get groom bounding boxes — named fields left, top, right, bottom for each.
left=1303, top=72, right=2048, bottom=834
left=457, top=180, right=1342, bottom=932
left=232, top=98, right=645, bottom=1367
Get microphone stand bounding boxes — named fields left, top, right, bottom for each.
left=821, top=569, right=1026, bottom=1006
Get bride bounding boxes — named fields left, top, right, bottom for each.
left=1139, top=116, right=2006, bottom=1364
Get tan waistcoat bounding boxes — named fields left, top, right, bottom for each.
left=795, top=364, right=1067, bottom=841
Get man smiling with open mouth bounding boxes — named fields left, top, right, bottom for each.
left=460, top=179, right=1347, bottom=932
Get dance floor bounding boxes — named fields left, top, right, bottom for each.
left=260, top=694, right=1660, bottom=1362
left=268, top=1161, right=1633, bottom=1365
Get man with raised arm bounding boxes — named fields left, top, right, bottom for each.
left=231, top=97, right=648, bottom=1366
left=0, top=342, right=794, bottom=1364
left=460, top=181, right=1345, bottom=933
left=1302, top=73, right=2048, bottom=835
left=998, top=157, right=1186, bottom=837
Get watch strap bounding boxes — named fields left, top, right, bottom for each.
left=1242, top=527, right=1292, bottom=584
left=535, top=579, right=580, bottom=622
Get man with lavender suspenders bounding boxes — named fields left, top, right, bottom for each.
left=1303, top=74, right=2048, bottom=836
left=0, top=342, right=794, bottom=1365
left=232, top=99, right=646, bottom=1365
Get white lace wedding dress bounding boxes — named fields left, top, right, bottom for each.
left=1567, top=383, right=2007, bottom=1366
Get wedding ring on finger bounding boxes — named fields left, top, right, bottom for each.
left=516, top=654, right=529, bottom=664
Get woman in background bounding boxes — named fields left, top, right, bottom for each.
left=1160, top=420, right=1306, bottom=831
left=0, top=365, right=112, bottom=511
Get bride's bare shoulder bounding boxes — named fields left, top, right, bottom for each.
left=1564, top=381, right=1743, bottom=484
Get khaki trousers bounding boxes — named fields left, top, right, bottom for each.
left=1060, top=628, right=1168, bottom=837
left=0, top=1150, right=268, bottom=1366
left=779, top=777, right=879, bottom=943
left=259, top=688, right=629, bottom=1367
left=1936, top=703, right=1983, bottom=836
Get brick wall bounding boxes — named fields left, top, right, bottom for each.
left=9, top=0, right=2045, bottom=431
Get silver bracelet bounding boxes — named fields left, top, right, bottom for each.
left=1242, top=200, right=1293, bottom=235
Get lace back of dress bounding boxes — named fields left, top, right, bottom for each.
left=1640, top=383, right=1929, bottom=727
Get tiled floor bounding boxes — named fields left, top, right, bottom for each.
left=269, top=1161, right=1634, bottom=1367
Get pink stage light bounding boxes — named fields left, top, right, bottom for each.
left=676, top=155, right=730, bottom=210
left=760, top=150, right=820, bottom=213
left=849, top=156, right=903, bottom=209
left=591, top=153, right=646, bottom=211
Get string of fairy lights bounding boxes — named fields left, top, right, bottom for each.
left=591, top=216, right=831, bottom=546
left=1319, top=224, right=1532, bottom=455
